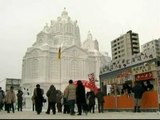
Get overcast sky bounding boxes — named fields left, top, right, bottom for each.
left=0, top=0, right=160, bottom=80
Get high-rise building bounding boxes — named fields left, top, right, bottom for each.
left=141, top=38, right=160, bottom=58
left=111, top=30, right=140, bottom=62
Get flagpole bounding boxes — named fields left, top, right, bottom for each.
left=60, top=56, right=61, bottom=90
left=59, top=23, right=65, bottom=91
left=59, top=26, right=64, bottom=91
left=58, top=45, right=62, bottom=91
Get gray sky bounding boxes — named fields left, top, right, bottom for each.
left=0, top=0, right=160, bottom=80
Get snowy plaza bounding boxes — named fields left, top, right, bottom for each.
left=0, top=109, right=160, bottom=119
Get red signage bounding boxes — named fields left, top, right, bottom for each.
left=135, top=72, right=153, bottom=81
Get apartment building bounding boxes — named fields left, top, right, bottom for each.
left=111, top=30, right=140, bottom=62
left=141, top=38, right=160, bottom=58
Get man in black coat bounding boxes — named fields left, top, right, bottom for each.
left=132, top=81, right=145, bottom=112
left=76, top=80, right=87, bottom=115
left=86, top=90, right=96, bottom=113
left=33, top=84, right=44, bottom=115
left=17, top=90, right=23, bottom=111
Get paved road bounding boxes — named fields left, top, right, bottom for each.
left=1, top=110, right=160, bottom=119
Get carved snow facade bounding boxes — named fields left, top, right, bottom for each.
left=21, top=9, right=111, bottom=106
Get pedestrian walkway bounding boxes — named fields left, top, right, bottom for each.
left=1, top=109, right=160, bottom=119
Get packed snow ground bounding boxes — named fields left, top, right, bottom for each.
left=1, top=109, right=160, bottom=119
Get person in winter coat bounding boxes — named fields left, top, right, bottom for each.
left=96, top=88, right=105, bottom=113
left=64, top=79, right=76, bottom=115
left=0, top=87, right=5, bottom=111
left=76, top=80, right=87, bottom=115
left=5, top=86, right=16, bottom=113
left=16, top=90, right=23, bottom=111
left=63, top=90, right=70, bottom=114
left=56, top=90, right=62, bottom=113
left=132, top=82, right=145, bottom=112
left=33, top=84, right=44, bottom=115
left=86, top=90, right=96, bottom=113
left=46, top=85, right=57, bottom=114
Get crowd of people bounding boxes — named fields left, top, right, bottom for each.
left=32, top=80, right=105, bottom=115
left=0, top=80, right=154, bottom=115
left=0, top=79, right=105, bottom=116
left=0, top=86, right=23, bottom=113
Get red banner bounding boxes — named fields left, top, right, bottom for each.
left=73, top=80, right=98, bottom=94
left=135, top=72, right=153, bottom=81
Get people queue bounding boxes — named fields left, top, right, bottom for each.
left=0, top=79, right=105, bottom=116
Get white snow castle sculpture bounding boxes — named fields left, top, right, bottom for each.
left=21, top=8, right=111, bottom=109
